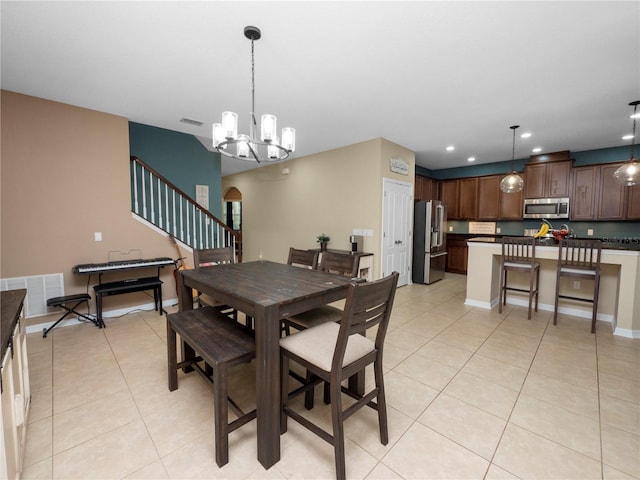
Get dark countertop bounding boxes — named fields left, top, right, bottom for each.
left=1, top=288, right=27, bottom=361
left=466, top=236, right=640, bottom=251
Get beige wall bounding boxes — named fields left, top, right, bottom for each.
left=1, top=91, right=178, bottom=324
left=222, top=138, right=415, bottom=279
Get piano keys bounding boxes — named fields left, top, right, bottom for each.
left=72, top=257, right=175, bottom=274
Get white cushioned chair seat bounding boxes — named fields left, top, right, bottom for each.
left=280, top=322, right=375, bottom=372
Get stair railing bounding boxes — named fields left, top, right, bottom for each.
left=130, top=156, right=241, bottom=261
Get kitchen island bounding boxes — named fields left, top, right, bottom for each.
left=465, top=237, right=640, bottom=337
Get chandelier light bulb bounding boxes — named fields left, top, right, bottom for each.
left=221, top=111, right=238, bottom=140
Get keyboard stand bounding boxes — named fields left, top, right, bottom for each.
left=93, top=276, right=164, bottom=327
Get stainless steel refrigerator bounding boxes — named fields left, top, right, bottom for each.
left=412, top=200, right=447, bottom=284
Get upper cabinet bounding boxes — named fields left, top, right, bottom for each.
left=571, top=162, right=638, bottom=220
left=458, top=178, right=478, bottom=220
left=524, top=160, right=572, bottom=198
left=415, top=175, right=438, bottom=202
left=440, top=179, right=460, bottom=219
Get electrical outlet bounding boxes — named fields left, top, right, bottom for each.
left=573, top=281, right=581, bottom=289
left=496, top=227, right=501, bottom=233
left=94, top=232, right=102, bottom=242
left=449, top=226, right=454, bottom=232
left=587, top=229, right=594, bottom=236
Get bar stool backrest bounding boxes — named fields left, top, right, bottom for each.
left=558, top=239, right=602, bottom=273
left=501, top=237, right=536, bottom=266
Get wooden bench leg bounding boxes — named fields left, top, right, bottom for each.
left=214, top=364, right=229, bottom=467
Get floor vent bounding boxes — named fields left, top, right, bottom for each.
left=1, top=273, right=64, bottom=318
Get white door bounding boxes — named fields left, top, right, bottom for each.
left=381, top=178, right=412, bottom=286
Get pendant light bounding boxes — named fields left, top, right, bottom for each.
left=613, top=100, right=640, bottom=186
left=212, top=26, right=295, bottom=163
left=499, top=125, right=524, bottom=193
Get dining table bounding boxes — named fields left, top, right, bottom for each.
left=177, top=260, right=354, bottom=469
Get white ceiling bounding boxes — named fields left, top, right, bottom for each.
left=2, top=1, right=639, bottom=177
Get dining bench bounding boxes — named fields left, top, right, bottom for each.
left=166, top=306, right=256, bottom=467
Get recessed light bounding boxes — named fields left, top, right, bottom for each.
left=446, top=145, right=455, bottom=151
left=520, top=132, right=532, bottom=139
left=467, top=156, right=476, bottom=162
left=622, top=134, right=634, bottom=140
left=532, top=147, right=542, bottom=153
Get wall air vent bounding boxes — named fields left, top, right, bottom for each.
left=180, top=118, right=204, bottom=127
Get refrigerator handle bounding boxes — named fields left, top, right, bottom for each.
left=435, top=204, right=445, bottom=248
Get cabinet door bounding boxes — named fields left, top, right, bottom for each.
left=547, top=161, right=572, bottom=197
left=597, top=163, right=626, bottom=220
left=423, top=177, right=438, bottom=200
left=571, top=166, right=597, bottom=220
left=414, top=175, right=424, bottom=202
left=627, top=183, right=640, bottom=219
left=477, top=176, right=500, bottom=220
left=524, top=164, right=547, bottom=198
left=446, top=239, right=468, bottom=274
left=500, top=183, right=524, bottom=220
left=440, top=179, right=460, bottom=219
left=458, top=178, right=478, bottom=220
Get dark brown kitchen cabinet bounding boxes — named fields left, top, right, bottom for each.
left=446, top=236, right=468, bottom=274
left=440, top=179, right=459, bottom=219
left=627, top=183, right=640, bottom=220
left=571, top=165, right=598, bottom=220
left=500, top=178, right=525, bottom=220
left=524, top=160, right=572, bottom=198
left=415, top=175, right=438, bottom=202
left=598, top=163, right=627, bottom=220
left=477, top=176, right=500, bottom=220
left=458, top=178, right=478, bottom=220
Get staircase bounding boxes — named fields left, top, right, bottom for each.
left=130, top=156, right=242, bottom=261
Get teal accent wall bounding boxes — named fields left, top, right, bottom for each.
left=129, top=122, right=223, bottom=218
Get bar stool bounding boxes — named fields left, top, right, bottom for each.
left=553, top=239, right=602, bottom=333
left=498, top=236, right=540, bottom=319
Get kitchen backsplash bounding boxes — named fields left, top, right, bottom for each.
left=446, top=220, right=640, bottom=238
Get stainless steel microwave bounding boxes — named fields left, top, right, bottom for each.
left=523, top=197, right=570, bottom=219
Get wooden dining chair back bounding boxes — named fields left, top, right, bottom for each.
left=194, top=246, right=235, bottom=268
left=279, top=272, right=399, bottom=480
left=193, top=246, right=239, bottom=322
left=498, top=236, right=540, bottom=319
left=553, top=239, right=602, bottom=333
left=287, top=248, right=319, bottom=270
left=318, top=251, right=359, bottom=278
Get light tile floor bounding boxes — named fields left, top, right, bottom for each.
left=21, top=273, right=640, bottom=479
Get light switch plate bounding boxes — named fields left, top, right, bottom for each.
left=94, top=232, right=102, bottom=241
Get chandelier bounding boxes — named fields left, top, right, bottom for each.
left=499, top=125, right=524, bottom=193
left=613, top=100, right=640, bottom=186
left=212, top=26, right=295, bottom=163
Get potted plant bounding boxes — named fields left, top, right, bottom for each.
left=316, top=233, right=330, bottom=252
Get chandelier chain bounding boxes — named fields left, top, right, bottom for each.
left=251, top=37, right=256, bottom=117
left=631, top=103, right=637, bottom=160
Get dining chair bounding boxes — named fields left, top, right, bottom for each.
left=498, top=236, right=540, bottom=319
left=193, top=246, right=246, bottom=325
left=287, top=247, right=319, bottom=269
left=279, top=272, right=399, bottom=480
left=553, top=239, right=602, bottom=333
left=283, top=251, right=361, bottom=332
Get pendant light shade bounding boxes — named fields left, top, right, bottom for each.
left=613, top=100, right=640, bottom=187
left=500, top=125, right=524, bottom=193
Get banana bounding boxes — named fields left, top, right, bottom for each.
left=534, top=222, right=550, bottom=238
